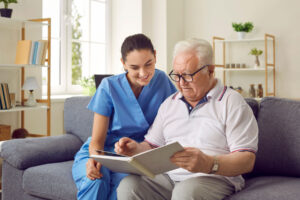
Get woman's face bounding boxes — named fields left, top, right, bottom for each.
left=122, top=49, right=156, bottom=87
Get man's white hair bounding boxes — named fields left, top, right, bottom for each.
left=173, top=38, right=214, bottom=67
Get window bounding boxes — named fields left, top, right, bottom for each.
left=42, top=0, right=110, bottom=94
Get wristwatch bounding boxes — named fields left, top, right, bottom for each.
left=209, top=156, right=219, bottom=174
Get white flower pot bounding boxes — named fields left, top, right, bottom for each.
left=237, top=32, right=246, bottom=40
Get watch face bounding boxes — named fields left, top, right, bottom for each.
left=210, top=156, right=219, bottom=174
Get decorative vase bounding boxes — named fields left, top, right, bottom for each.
left=0, top=8, right=13, bottom=18
left=237, top=31, right=246, bottom=40
left=257, top=84, right=263, bottom=98
left=249, top=84, right=256, bottom=98
left=254, top=55, right=260, bottom=68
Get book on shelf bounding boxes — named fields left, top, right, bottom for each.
left=0, top=83, right=11, bottom=110
left=15, top=40, right=48, bottom=65
left=90, top=141, right=184, bottom=178
left=15, top=40, right=32, bottom=64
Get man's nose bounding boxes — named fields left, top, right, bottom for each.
left=179, top=76, right=187, bottom=85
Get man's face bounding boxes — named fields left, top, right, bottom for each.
left=173, top=51, right=213, bottom=103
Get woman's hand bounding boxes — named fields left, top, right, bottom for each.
left=86, top=158, right=103, bottom=180
left=114, top=137, right=138, bottom=156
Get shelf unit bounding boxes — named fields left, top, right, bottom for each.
left=212, top=34, right=276, bottom=97
left=0, top=17, right=51, bottom=137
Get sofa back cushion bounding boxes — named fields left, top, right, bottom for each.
left=64, top=96, right=93, bottom=143
left=244, top=98, right=259, bottom=119
left=252, top=97, right=300, bottom=177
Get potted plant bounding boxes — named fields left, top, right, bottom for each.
left=249, top=48, right=263, bottom=68
left=80, top=76, right=96, bottom=96
left=232, top=22, right=254, bottom=39
left=0, top=0, right=17, bottom=18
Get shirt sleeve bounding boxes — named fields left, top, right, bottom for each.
left=87, top=78, right=113, bottom=117
left=144, top=101, right=167, bottom=147
left=226, top=100, right=258, bottom=153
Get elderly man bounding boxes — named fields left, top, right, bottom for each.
left=115, top=39, right=258, bottom=200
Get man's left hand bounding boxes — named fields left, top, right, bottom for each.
left=170, top=147, right=212, bottom=173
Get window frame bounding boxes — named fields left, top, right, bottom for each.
left=43, top=0, right=111, bottom=95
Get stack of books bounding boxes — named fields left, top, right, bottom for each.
left=0, top=83, right=11, bottom=110
left=15, top=40, right=48, bottom=65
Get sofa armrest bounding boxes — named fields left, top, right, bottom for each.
left=0, top=134, right=82, bottom=170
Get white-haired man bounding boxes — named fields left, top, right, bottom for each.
left=115, top=39, right=258, bottom=200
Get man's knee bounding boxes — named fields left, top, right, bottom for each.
left=117, top=175, right=143, bottom=200
left=172, top=178, right=207, bottom=200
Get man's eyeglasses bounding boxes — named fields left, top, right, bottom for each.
left=169, top=65, right=209, bottom=82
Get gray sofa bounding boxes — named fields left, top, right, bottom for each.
left=1, top=96, right=300, bottom=200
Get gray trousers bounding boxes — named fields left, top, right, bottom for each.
left=117, top=174, right=235, bottom=200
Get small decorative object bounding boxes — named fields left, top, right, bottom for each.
left=22, top=76, right=39, bottom=107
left=9, top=93, right=15, bottom=107
left=0, top=124, right=11, bottom=141
left=231, top=63, right=236, bottom=68
left=0, top=0, right=18, bottom=18
left=235, top=86, right=243, bottom=94
left=249, top=84, right=256, bottom=98
left=12, top=128, right=29, bottom=139
left=241, top=63, right=246, bottom=68
left=226, top=64, right=230, bottom=68
left=232, top=22, right=254, bottom=40
left=249, top=48, right=263, bottom=68
left=257, top=84, right=263, bottom=98
left=80, top=76, right=96, bottom=96
left=236, top=63, right=240, bottom=68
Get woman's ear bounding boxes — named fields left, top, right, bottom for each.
left=120, top=58, right=125, bottom=66
left=121, top=58, right=128, bottom=71
left=153, top=50, right=157, bottom=63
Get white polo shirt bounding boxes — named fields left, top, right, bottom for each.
left=144, top=79, right=258, bottom=191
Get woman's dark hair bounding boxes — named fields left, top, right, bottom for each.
left=121, top=33, right=155, bottom=62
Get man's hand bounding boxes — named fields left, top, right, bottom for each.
left=86, top=158, right=103, bottom=180
left=170, top=147, right=212, bottom=173
left=114, top=137, right=138, bottom=156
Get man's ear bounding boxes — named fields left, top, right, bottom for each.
left=208, top=65, right=215, bottom=76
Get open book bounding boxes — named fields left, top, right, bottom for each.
left=91, top=141, right=183, bottom=178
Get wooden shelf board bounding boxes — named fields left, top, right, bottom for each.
left=0, top=17, right=49, bottom=29
left=214, top=38, right=272, bottom=43
left=0, top=64, right=49, bottom=69
left=215, top=66, right=274, bottom=71
left=0, top=105, right=48, bottom=113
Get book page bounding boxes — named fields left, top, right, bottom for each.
left=91, top=155, right=145, bottom=176
left=132, top=141, right=184, bottom=175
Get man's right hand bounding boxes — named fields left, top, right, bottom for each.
left=86, top=158, right=102, bottom=180
left=114, top=137, right=138, bottom=156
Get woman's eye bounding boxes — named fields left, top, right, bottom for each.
left=145, top=63, right=152, bottom=67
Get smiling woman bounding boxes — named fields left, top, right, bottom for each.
left=71, top=33, right=177, bottom=200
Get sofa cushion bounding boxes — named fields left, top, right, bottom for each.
left=228, top=176, right=300, bottom=200
left=244, top=98, right=259, bottom=118
left=253, top=97, right=300, bottom=176
left=23, top=161, right=77, bottom=200
left=64, top=96, right=93, bottom=142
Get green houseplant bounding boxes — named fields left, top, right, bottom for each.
left=249, top=48, right=263, bottom=67
left=0, top=0, right=17, bottom=18
left=232, top=22, right=254, bottom=39
left=80, top=76, right=96, bottom=96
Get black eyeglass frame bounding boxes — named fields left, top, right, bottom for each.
left=168, top=64, right=210, bottom=82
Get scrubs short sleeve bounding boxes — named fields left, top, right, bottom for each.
left=87, top=78, right=113, bottom=117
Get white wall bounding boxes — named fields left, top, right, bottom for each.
left=184, top=0, right=300, bottom=99
left=110, top=0, right=142, bottom=74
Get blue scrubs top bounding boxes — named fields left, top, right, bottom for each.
left=87, top=69, right=177, bottom=150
